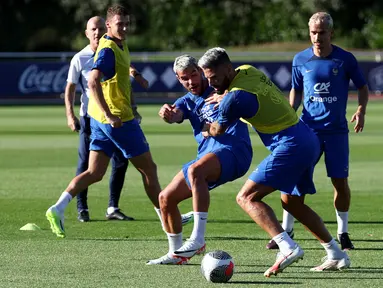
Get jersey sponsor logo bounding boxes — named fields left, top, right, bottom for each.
left=309, top=95, right=338, bottom=103
left=196, top=104, right=215, bottom=123
left=305, top=69, right=313, bottom=73
left=313, top=82, right=330, bottom=94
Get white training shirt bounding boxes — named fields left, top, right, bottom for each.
left=66, top=45, right=95, bottom=117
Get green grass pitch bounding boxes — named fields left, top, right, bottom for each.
left=0, top=102, right=382, bottom=287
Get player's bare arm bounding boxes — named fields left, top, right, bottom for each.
left=202, top=121, right=227, bottom=138
left=88, top=69, right=122, bottom=128
left=130, top=65, right=149, bottom=89
left=289, top=88, right=303, bottom=111
left=130, top=90, right=142, bottom=124
left=350, top=84, right=369, bottom=133
left=158, top=104, right=184, bottom=124
left=64, top=82, right=80, bottom=132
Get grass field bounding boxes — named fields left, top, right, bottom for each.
left=0, top=103, right=382, bottom=288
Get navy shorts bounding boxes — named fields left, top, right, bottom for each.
left=316, top=133, right=349, bottom=178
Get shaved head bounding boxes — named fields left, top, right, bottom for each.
left=86, top=16, right=105, bottom=30
left=85, top=16, right=106, bottom=52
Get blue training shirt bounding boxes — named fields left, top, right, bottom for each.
left=92, top=35, right=123, bottom=81
left=174, top=87, right=252, bottom=158
left=292, top=45, right=366, bottom=134
left=218, top=90, right=312, bottom=151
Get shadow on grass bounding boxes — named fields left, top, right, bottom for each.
left=304, top=247, right=383, bottom=251
left=208, top=220, right=383, bottom=225
left=277, top=265, right=383, bottom=274
left=228, top=280, right=302, bottom=285
left=206, top=236, right=383, bottom=244
left=278, top=276, right=383, bottom=280
left=88, top=219, right=158, bottom=223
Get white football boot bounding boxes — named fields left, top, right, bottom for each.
left=172, top=238, right=206, bottom=260
left=146, top=253, right=188, bottom=265
left=310, top=252, right=350, bottom=271
left=264, top=245, right=304, bottom=277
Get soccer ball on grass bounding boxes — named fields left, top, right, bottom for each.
left=200, top=250, right=234, bottom=283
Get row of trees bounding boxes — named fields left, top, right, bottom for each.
left=1, top=0, right=382, bottom=52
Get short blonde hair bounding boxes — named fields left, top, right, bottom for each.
left=308, top=12, right=333, bottom=29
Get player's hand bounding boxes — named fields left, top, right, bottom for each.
left=135, top=74, right=149, bottom=89
left=106, top=114, right=122, bottom=128
left=133, top=106, right=142, bottom=124
left=350, top=111, right=365, bottom=133
left=205, top=90, right=228, bottom=109
left=158, top=104, right=176, bottom=123
left=67, top=115, right=80, bottom=132
left=202, top=122, right=211, bottom=138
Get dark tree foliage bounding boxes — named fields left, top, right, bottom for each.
left=0, top=0, right=381, bottom=51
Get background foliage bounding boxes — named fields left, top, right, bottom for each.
left=1, top=0, right=382, bottom=51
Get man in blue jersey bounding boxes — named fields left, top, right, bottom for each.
left=267, top=12, right=369, bottom=251
left=147, top=55, right=252, bottom=265
left=199, top=47, right=350, bottom=276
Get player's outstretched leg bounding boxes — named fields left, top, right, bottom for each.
left=147, top=171, right=193, bottom=265
left=46, top=150, right=110, bottom=238
left=281, top=194, right=351, bottom=272
left=236, top=180, right=304, bottom=277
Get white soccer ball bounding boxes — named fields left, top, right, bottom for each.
left=200, top=250, right=234, bottom=283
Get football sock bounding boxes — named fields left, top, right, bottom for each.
left=282, top=210, right=295, bottom=233
left=322, top=238, right=345, bottom=260
left=336, top=210, right=348, bottom=234
left=107, top=207, right=118, bottom=215
left=273, top=231, right=296, bottom=255
left=54, top=191, right=72, bottom=214
left=167, top=232, right=183, bottom=254
left=154, top=207, right=165, bottom=230
left=190, top=212, right=208, bottom=244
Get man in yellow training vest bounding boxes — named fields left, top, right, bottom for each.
left=199, top=47, right=350, bottom=276
left=45, top=4, right=195, bottom=238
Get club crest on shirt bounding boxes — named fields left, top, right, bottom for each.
left=332, top=68, right=338, bottom=76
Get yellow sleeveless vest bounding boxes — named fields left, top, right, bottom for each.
left=229, top=65, right=298, bottom=134
left=88, top=35, right=134, bottom=123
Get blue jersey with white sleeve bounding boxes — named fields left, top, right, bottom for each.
left=292, top=45, right=366, bottom=134
left=174, top=87, right=252, bottom=159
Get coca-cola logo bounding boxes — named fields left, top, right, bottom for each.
left=369, top=65, right=383, bottom=92
left=18, top=64, right=69, bottom=94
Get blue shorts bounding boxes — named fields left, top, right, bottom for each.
left=249, top=122, right=320, bottom=196
left=316, top=133, right=349, bottom=178
left=183, top=147, right=252, bottom=190
left=90, top=117, right=149, bottom=159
